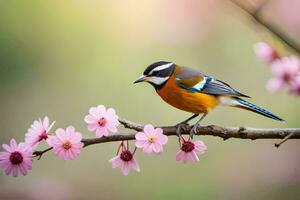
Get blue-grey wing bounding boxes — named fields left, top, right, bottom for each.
left=175, top=67, right=250, bottom=97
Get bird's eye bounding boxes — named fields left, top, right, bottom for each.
left=150, top=70, right=159, bottom=76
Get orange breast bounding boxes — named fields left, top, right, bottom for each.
left=157, top=74, right=219, bottom=114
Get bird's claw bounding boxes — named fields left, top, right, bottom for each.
left=175, top=123, right=189, bottom=137
left=189, top=124, right=201, bottom=139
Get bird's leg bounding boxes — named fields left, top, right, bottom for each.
left=190, top=113, right=207, bottom=139
left=180, top=114, right=199, bottom=125
left=176, top=114, right=199, bottom=137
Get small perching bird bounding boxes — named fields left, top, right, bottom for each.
left=134, top=61, right=283, bottom=138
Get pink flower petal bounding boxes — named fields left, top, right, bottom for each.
left=110, top=156, right=122, bottom=168
left=182, top=153, right=189, bottom=164
left=43, top=117, right=49, bottom=129
left=107, top=108, right=116, bottom=116
left=107, top=125, right=118, bottom=133
left=69, top=132, right=82, bottom=143
left=176, top=151, right=185, bottom=161
left=194, top=140, right=207, bottom=152
left=96, top=127, right=108, bottom=138
left=97, top=105, right=106, bottom=116
left=19, top=164, right=28, bottom=176
left=266, top=78, right=284, bottom=92
left=87, top=123, right=98, bottom=132
left=84, top=115, right=96, bottom=124
left=72, top=143, right=84, bottom=149
left=154, top=127, right=163, bottom=135
left=135, top=140, right=147, bottom=148
left=2, top=144, right=12, bottom=152
left=157, top=133, right=168, bottom=145
left=153, top=143, right=162, bottom=153
left=121, top=162, right=130, bottom=176
left=67, top=150, right=76, bottom=160
left=129, top=157, right=140, bottom=172
left=271, top=56, right=300, bottom=81
left=135, top=132, right=148, bottom=141
left=188, top=151, right=199, bottom=162
left=55, top=128, right=66, bottom=141
left=47, top=136, right=61, bottom=146
left=143, top=143, right=153, bottom=154
left=89, top=107, right=99, bottom=117
left=5, top=165, right=14, bottom=176
left=66, top=126, right=75, bottom=134
left=254, top=42, right=278, bottom=64
left=9, top=139, right=17, bottom=150
left=0, top=152, right=10, bottom=160
left=143, top=124, right=155, bottom=136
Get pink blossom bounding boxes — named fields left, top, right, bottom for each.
left=25, top=116, right=55, bottom=148
left=289, top=76, right=300, bottom=95
left=135, top=124, right=168, bottom=154
left=267, top=56, right=300, bottom=92
left=271, top=56, right=300, bottom=81
left=84, top=105, right=120, bottom=138
left=254, top=42, right=279, bottom=64
left=266, top=77, right=285, bottom=92
left=0, top=139, right=33, bottom=177
left=109, top=150, right=140, bottom=176
left=176, top=139, right=207, bottom=164
left=47, top=126, right=84, bottom=160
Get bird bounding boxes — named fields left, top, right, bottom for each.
left=134, top=61, right=283, bottom=138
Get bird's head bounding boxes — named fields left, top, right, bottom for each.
left=134, top=61, right=175, bottom=89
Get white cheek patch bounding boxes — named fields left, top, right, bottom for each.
left=150, top=63, right=173, bottom=73
left=148, top=77, right=169, bottom=85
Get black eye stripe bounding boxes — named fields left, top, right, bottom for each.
left=149, top=65, right=175, bottom=78
left=155, top=68, right=170, bottom=77
left=143, top=61, right=171, bottom=75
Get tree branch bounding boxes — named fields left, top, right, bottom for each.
left=33, top=118, right=300, bottom=158
left=229, top=0, right=300, bottom=55
left=87, top=119, right=300, bottom=145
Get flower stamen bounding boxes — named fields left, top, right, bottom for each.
left=120, top=150, right=133, bottom=162
left=98, top=117, right=107, bottom=127
left=181, top=141, right=195, bottom=152
left=9, top=151, right=23, bottom=165
left=63, top=141, right=72, bottom=150
left=38, top=130, right=48, bottom=141
left=148, top=135, right=156, bottom=143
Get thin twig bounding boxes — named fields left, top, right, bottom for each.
left=274, top=132, right=295, bottom=148
left=33, top=147, right=53, bottom=160
left=252, top=0, right=270, bottom=16
left=229, top=0, right=300, bottom=55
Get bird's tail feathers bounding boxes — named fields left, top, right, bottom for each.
left=219, top=96, right=284, bottom=121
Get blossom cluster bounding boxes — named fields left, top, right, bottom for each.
left=0, top=105, right=207, bottom=177
left=0, top=116, right=84, bottom=177
left=254, top=42, right=300, bottom=95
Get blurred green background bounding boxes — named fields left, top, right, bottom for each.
left=0, top=0, right=300, bottom=199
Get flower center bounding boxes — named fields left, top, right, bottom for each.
left=38, top=130, right=48, bottom=141
left=181, top=141, right=195, bottom=152
left=98, top=117, right=107, bottom=127
left=283, top=73, right=292, bottom=82
left=9, top=151, right=23, bottom=165
left=271, top=52, right=279, bottom=61
left=63, top=141, right=72, bottom=150
left=148, top=135, right=156, bottom=143
left=120, top=150, right=133, bottom=162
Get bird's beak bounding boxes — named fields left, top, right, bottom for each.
left=134, top=75, right=147, bottom=84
